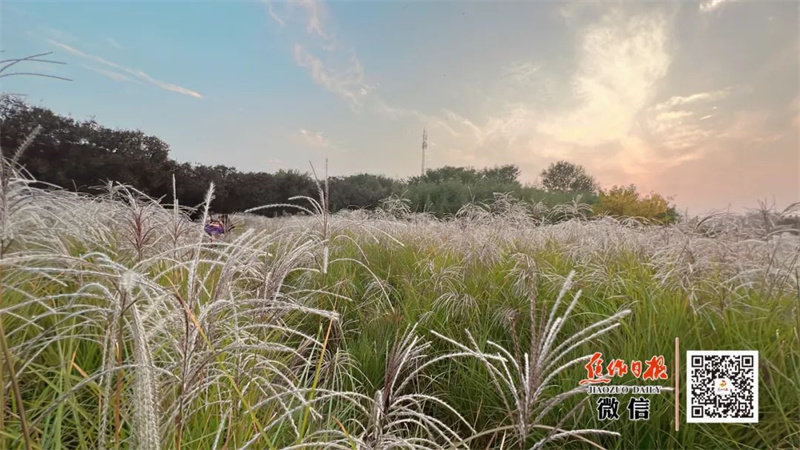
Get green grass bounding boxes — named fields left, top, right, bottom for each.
left=297, top=240, right=799, bottom=449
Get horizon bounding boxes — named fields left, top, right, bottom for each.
left=2, top=0, right=798, bottom=216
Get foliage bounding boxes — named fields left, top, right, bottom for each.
left=327, top=173, right=400, bottom=211
left=403, top=179, right=523, bottom=218
left=540, top=161, right=599, bottom=194
left=1, top=97, right=611, bottom=222
left=0, top=95, right=319, bottom=218
left=410, top=164, right=522, bottom=186
left=3, top=97, right=683, bottom=226
left=594, top=184, right=678, bottom=223
left=0, top=95, right=174, bottom=196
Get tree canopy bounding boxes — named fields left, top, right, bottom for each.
left=0, top=95, right=679, bottom=222
left=594, top=184, right=678, bottom=223
left=540, top=161, right=599, bottom=194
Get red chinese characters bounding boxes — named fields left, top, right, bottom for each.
left=579, top=353, right=668, bottom=385
left=631, top=360, right=642, bottom=378
left=579, top=352, right=612, bottom=385
left=607, top=359, right=629, bottom=377
left=642, top=355, right=668, bottom=381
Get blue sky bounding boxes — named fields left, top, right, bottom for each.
left=2, top=0, right=798, bottom=214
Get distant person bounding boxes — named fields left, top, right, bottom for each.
left=204, top=216, right=225, bottom=241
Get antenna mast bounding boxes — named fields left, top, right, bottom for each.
left=421, top=128, right=427, bottom=177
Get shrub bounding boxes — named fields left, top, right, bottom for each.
left=594, top=184, right=677, bottom=223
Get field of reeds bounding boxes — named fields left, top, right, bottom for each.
left=1, top=147, right=799, bottom=449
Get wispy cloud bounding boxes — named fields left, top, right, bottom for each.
left=266, top=2, right=285, bottom=27
left=699, top=0, right=734, bottom=13
left=82, top=65, right=141, bottom=84
left=295, top=128, right=339, bottom=150
left=372, top=99, right=463, bottom=138
left=265, top=0, right=336, bottom=48
left=501, top=61, right=542, bottom=84
left=267, top=0, right=483, bottom=139
left=654, top=89, right=730, bottom=110
left=293, top=45, right=372, bottom=109
left=267, top=0, right=381, bottom=111
left=47, top=39, right=202, bottom=98
left=296, top=0, right=328, bottom=42
left=715, top=110, right=784, bottom=144
left=379, top=9, right=679, bottom=186
left=639, top=89, right=731, bottom=152
left=130, top=69, right=203, bottom=99
left=105, top=37, right=124, bottom=50
left=261, top=0, right=792, bottom=213
left=538, top=12, right=670, bottom=147
left=365, top=8, right=743, bottom=195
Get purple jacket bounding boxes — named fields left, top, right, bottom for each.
left=204, top=224, right=224, bottom=235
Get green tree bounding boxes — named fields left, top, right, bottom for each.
left=413, top=164, right=522, bottom=186
left=540, top=161, right=598, bottom=193
left=1, top=94, right=176, bottom=196
left=1, top=96, right=627, bottom=220
left=328, top=174, right=398, bottom=211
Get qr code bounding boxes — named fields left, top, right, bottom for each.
left=687, top=350, right=758, bottom=423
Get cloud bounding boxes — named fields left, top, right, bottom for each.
left=699, top=0, right=734, bottom=13
left=715, top=110, right=784, bottom=144
left=262, top=0, right=791, bottom=214
left=296, top=0, right=328, bottom=41
left=645, top=105, right=798, bottom=214
left=372, top=9, right=681, bottom=188
left=295, top=128, right=339, bottom=150
left=82, top=65, right=141, bottom=84
left=267, top=0, right=382, bottom=111
left=105, top=37, right=124, bottom=50
left=639, top=89, right=731, bottom=152
left=537, top=11, right=670, bottom=147
left=49, top=40, right=121, bottom=69
left=365, top=6, right=722, bottom=188
left=654, top=89, right=730, bottom=111
left=264, top=0, right=336, bottom=47
left=372, top=99, right=463, bottom=137
left=501, top=61, right=542, bottom=84
left=365, top=8, right=748, bottom=200
left=129, top=69, right=203, bottom=98
left=441, top=106, right=541, bottom=150
left=47, top=39, right=202, bottom=98
left=293, top=45, right=370, bottom=109
left=266, top=2, right=285, bottom=27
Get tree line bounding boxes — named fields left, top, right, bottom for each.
left=0, top=95, right=678, bottom=222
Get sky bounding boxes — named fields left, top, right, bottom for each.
left=1, top=0, right=799, bottom=215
